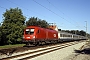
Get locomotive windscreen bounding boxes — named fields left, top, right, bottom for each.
left=25, top=28, right=35, bottom=35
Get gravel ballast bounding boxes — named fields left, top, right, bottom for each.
left=30, top=41, right=86, bottom=60
left=0, top=41, right=88, bottom=60
left=63, top=41, right=90, bottom=60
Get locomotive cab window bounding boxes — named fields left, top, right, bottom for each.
left=37, top=30, right=40, bottom=34
left=25, top=28, right=35, bottom=35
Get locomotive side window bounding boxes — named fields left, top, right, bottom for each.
left=25, top=28, right=35, bottom=35
left=37, top=30, right=40, bottom=34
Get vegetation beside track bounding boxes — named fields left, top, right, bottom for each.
left=0, top=44, right=25, bottom=50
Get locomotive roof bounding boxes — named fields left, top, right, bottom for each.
left=26, top=26, right=56, bottom=30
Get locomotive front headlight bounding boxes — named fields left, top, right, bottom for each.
left=23, top=35, right=25, bottom=38
left=33, top=36, right=35, bottom=38
left=27, top=37, right=30, bottom=38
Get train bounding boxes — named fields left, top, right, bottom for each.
left=23, top=25, right=87, bottom=46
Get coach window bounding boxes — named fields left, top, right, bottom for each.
left=68, top=35, right=70, bottom=37
left=63, top=34, right=65, bottom=37
left=60, top=34, right=62, bottom=37
left=70, top=35, right=71, bottom=37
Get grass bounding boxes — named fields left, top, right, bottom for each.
left=0, top=44, right=25, bottom=50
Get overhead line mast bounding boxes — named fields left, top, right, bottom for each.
left=85, top=21, right=87, bottom=37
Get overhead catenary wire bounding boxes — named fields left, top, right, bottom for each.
left=7, top=0, right=40, bottom=18
left=0, top=5, right=63, bottom=29
left=32, top=0, right=81, bottom=28
left=7, top=0, right=57, bottom=23
left=0, top=0, right=80, bottom=29
left=46, top=0, right=83, bottom=29
left=0, top=6, right=6, bottom=9
left=0, top=0, right=86, bottom=31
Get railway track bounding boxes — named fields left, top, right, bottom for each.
left=2, top=41, right=84, bottom=60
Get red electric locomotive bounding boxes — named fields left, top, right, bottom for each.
left=23, top=26, right=58, bottom=46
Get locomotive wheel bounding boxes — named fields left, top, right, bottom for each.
left=34, top=42, right=39, bottom=46
left=38, top=41, right=46, bottom=45
left=42, top=41, right=46, bottom=45
left=50, top=41, right=53, bottom=44
left=53, top=40, right=58, bottom=44
left=24, top=43, right=35, bottom=47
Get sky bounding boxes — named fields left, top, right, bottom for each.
left=0, top=0, right=90, bottom=34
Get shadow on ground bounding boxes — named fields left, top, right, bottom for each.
left=0, top=48, right=17, bottom=56
left=74, top=48, right=90, bottom=55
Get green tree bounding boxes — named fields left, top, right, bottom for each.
left=0, top=26, right=2, bottom=44
left=58, top=29, right=61, bottom=31
left=80, top=30, right=86, bottom=36
left=38, top=20, right=49, bottom=28
left=1, top=7, right=26, bottom=45
left=26, top=17, right=38, bottom=26
left=26, top=17, right=49, bottom=28
left=87, top=33, right=90, bottom=38
left=65, top=30, right=71, bottom=33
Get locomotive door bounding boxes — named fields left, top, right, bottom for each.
left=46, top=31, right=48, bottom=40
